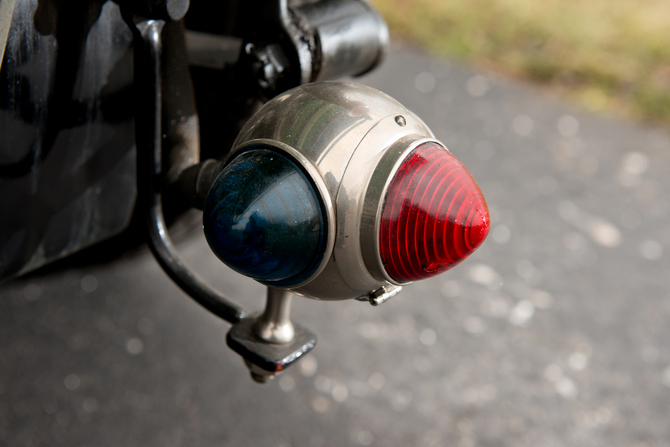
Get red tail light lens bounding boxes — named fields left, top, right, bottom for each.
left=379, top=142, right=489, bottom=283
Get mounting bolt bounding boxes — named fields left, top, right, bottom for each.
left=244, top=360, right=278, bottom=383
left=226, top=287, right=316, bottom=384
left=245, top=43, right=289, bottom=92
left=357, top=284, right=403, bottom=306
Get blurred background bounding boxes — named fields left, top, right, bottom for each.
left=372, top=0, right=670, bottom=125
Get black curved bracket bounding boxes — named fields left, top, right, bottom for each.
left=129, top=14, right=319, bottom=383
left=133, top=18, right=246, bottom=324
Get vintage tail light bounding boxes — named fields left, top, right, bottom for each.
left=376, top=142, right=489, bottom=283
left=203, top=81, right=489, bottom=301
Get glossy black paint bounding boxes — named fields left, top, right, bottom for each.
left=0, top=0, right=136, bottom=281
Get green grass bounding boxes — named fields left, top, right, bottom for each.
left=371, top=0, right=670, bottom=125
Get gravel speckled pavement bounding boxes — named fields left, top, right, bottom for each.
left=2, top=44, right=670, bottom=447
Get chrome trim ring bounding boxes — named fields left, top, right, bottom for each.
left=223, top=138, right=337, bottom=289
left=333, top=113, right=434, bottom=293
left=360, top=138, right=446, bottom=284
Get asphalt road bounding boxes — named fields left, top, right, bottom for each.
left=2, top=44, right=670, bottom=447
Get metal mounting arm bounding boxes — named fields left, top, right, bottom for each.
left=133, top=19, right=245, bottom=324
left=130, top=15, right=316, bottom=383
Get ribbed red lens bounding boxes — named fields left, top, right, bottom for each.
left=379, top=142, right=489, bottom=282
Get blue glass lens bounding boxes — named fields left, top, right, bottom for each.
left=203, top=147, right=327, bottom=286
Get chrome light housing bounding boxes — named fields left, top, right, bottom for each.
left=203, top=81, right=490, bottom=301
